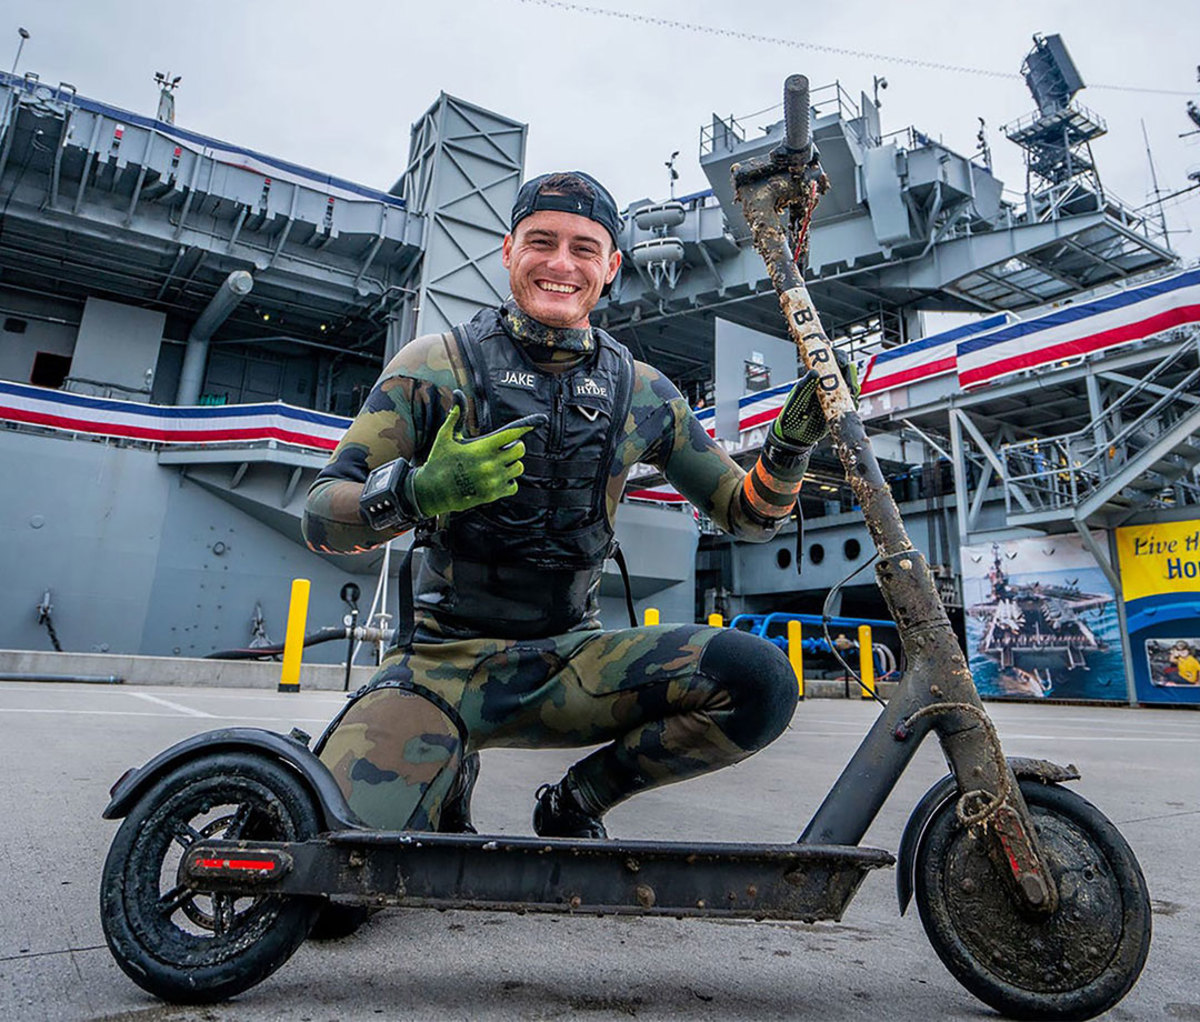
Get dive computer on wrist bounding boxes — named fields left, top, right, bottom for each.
left=359, top=457, right=421, bottom=530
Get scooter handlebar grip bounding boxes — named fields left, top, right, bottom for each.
left=783, top=74, right=811, bottom=154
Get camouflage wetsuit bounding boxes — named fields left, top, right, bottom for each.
left=303, top=301, right=799, bottom=831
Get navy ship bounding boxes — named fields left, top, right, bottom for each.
left=968, top=544, right=1113, bottom=693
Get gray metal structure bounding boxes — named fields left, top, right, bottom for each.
left=688, top=323, right=1200, bottom=626
left=0, top=73, right=421, bottom=321
left=396, top=94, right=527, bottom=349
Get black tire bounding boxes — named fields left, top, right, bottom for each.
left=914, top=779, right=1150, bottom=1021
left=100, top=753, right=323, bottom=1003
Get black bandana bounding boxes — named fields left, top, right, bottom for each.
left=501, top=299, right=595, bottom=360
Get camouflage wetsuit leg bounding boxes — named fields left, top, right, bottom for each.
left=318, top=624, right=798, bottom=830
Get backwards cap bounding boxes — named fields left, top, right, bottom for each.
left=511, top=171, right=621, bottom=247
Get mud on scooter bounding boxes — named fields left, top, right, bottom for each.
left=98, top=75, right=1151, bottom=1021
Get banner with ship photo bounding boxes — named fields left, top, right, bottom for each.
left=962, top=534, right=1127, bottom=701
left=1115, top=520, right=1200, bottom=706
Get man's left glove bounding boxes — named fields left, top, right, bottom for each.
left=773, top=349, right=860, bottom=452
left=740, top=350, right=859, bottom=527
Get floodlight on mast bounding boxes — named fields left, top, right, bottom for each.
left=873, top=75, right=888, bottom=109
left=10, top=26, right=29, bottom=75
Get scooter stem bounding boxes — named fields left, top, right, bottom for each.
left=731, top=75, right=1057, bottom=914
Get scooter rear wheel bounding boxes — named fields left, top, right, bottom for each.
left=914, top=779, right=1150, bottom=1021
left=100, top=753, right=322, bottom=1003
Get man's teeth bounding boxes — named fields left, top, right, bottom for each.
left=538, top=282, right=578, bottom=293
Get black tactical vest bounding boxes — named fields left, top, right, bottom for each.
left=414, top=308, right=634, bottom=639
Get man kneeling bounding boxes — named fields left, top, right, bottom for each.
left=303, top=170, right=855, bottom=837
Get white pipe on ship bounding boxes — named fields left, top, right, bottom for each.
left=175, top=270, right=254, bottom=405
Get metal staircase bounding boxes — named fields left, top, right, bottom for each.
left=1000, top=331, right=1200, bottom=524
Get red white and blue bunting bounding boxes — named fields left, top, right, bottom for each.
left=0, top=381, right=348, bottom=450
left=859, top=268, right=1200, bottom=397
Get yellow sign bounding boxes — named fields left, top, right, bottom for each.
left=1115, top=520, right=1200, bottom=603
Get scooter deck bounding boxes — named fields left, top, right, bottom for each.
left=185, top=831, right=895, bottom=922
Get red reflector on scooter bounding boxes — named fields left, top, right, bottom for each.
left=194, top=857, right=278, bottom=872
left=184, top=846, right=293, bottom=884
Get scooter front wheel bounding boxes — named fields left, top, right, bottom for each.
left=914, top=779, right=1150, bottom=1021
left=100, top=752, right=323, bottom=1003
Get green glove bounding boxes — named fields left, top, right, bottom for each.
left=409, top=390, right=547, bottom=517
left=774, top=351, right=860, bottom=449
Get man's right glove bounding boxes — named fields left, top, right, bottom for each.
left=409, top=390, right=546, bottom=518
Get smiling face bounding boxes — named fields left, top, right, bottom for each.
left=501, top=208, right=622, bottom=329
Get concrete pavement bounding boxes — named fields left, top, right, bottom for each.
left=0, top=681, right=1196, bottom=1021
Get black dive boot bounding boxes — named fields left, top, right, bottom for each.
left=438, top=752, right=480, bottom=834
left=533, top=777, right=608, bottom=840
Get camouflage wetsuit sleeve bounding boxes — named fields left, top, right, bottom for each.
left=618, top=361, right=786, bottom=542
left=301, top=333, right=465, bottom=553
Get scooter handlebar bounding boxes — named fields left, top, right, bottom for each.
left=783, top=74, right=811, bottom=155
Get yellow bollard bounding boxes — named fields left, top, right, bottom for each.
left=707, top=613, right=723, bottom=628
left=643, top=607, right=660, bottom=627
left=858, top=624, right=875, bottom=700
left=279, top=578, right=310, bottom=693
left=788, top=619, right=805, bottom=700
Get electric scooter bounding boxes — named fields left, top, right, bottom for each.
left=98, top=75, right=1150, bottom=1020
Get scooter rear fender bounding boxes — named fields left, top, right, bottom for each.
left=101, top=727, right=363, bottom=832
left=896, top=756, right=1080, bottom=914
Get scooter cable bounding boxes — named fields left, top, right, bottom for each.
left=820, top=559, right=1011, bottom=826
left=900, top=701, right=1011, bottom=827
left=820, top=552, right=888, bottom=709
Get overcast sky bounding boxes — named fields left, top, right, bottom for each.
left=11, top=0, right=1200, bottom=261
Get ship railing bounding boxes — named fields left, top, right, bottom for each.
left=1001, top=435, right=1101, bottom=514
left=1001, top=341, right=1200, bottom=513
left=1001, top=99, right=1107, bottom=141
left=698, top=81, right=861, bottom=158
left=1022, top=175, right=1158, bottom=244
left=1082, top=337, right=1197, bottom=440
left=0, top=70, right=78, bottom=118
left=699, top=114, right=746, bottom=158
left=1027, top=179, right=1101, bottom=224
left=1074, top=358, right=1200, bottom=469
left=877, top=125, right=964, bottom=157
left=808, top=80, right=861, bottom=124
left=878, top=126, right=921, bottom=151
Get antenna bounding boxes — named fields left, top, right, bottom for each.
left=975, top=117, right=992, bottom=171
left=1184, top=65, right=1200, bottom=138
left=1140, top=119, right=1171, bottom=248
left=665, top=150, right=680, bottom=199
left=1187, top=100, right=1200, bottom=135
left=1004, top=34, right=1105, bottom=197
left=1021, top=33, right=1084, bottom=116
left=153, top=70, right=181, bottom=124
